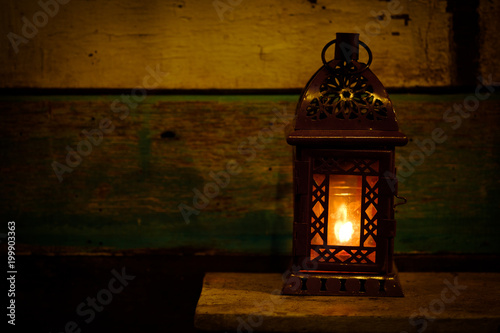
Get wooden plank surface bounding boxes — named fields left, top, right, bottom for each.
left=478, top=0, right=500, bottom=80
left=194, top=272, right=500, bottom=332
left=0, top=0, right=456, bottom=89
left=0, top=94, right=499, bottom=254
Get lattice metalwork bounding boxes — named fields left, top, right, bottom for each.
left=314, top=157, right=379, bottom=175
left=305, top=61, right=390, bottom=121
left=310, top=174, right=328, bottom=246
left=310, top=246, right=376, bottom=264
left=309, top=160, right=380, bottom=265
left=362, top=176, right=379, bottom=248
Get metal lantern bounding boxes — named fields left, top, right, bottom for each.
left=282, top=33, right=408, bottom=297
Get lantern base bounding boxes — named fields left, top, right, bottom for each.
left=281, top=263, right=403, bottom=297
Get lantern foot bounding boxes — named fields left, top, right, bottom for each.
left=281, top=262, right=403, bottom=297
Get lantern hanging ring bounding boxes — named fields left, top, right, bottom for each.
left=321, top=39, right=373, bottom=74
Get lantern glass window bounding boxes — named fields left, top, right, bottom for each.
left=309, top=155, right=381, bottom=266
left=326, top=174, right=362, bottom=247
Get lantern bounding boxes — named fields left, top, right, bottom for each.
left=282, top=33, right=408, bottom=296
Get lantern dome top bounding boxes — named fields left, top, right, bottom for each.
left=288, top=33, right=407, bottom=147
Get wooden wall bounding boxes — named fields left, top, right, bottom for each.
left=1, top=0, right=498, bottom=89
left=1, top=0, right=499, bottom=255
left=1, top=93, right=499, bottom=255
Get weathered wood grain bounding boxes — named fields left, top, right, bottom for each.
left=479, top=0, right=500, bottom=81
left=195, top=272, right=500, bottom=332
left=0, top=0, right=457, bottom=89
left=0, top=94, right=499, bottom=254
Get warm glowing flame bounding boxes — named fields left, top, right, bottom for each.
left=334, top=204, right=354, bottom=244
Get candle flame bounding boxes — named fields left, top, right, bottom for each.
left=334, top=204, right=354, bottom=243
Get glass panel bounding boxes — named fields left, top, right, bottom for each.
left=334, top=250, right=351, bottom=262
left=327, top=175, right=362, bottom=247
left=311, top=231, right=323, bottom=245
left=313, top=174, right=326, bottom=186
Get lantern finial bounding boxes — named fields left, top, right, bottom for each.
left=334, top=32, right=360, bottom=61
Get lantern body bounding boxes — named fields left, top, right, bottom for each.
left=282, top=33, right=407, bottom=296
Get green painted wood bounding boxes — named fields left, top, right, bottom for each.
left=1, top=94, right=499, bottom=254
